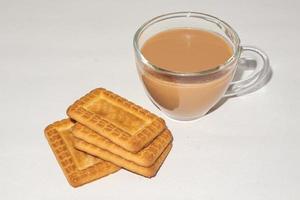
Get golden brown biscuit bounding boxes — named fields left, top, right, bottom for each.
left=72, top=123, right=173, bottom=167
left=44, top=119, right=120, bottom=187
left=67, top=88, right=165, bottom=152
left=74, top=137, right=172, bottom=178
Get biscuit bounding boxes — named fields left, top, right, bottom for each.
left=74, top=137, right=172, bottom=178
left=72, top=123, right=173, bottom=167
left=44, top=119, right=120, bottom=187
left=67, top=88, right=165, bottom=152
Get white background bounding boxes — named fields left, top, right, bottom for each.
left=0, top=0, right=299, bottom=199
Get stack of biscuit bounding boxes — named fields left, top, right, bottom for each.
left=45, top=88, right=173, bottom=187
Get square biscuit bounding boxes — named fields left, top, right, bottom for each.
left=74, top=137, right=172, bottom=178
left=72, top=123, right=173, bottom=167
left=67, top=88, right=166, bottom=152
left=44, top=119, right=120, bottom=187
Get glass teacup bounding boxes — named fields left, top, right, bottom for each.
left=133, top=12, right=270, bottom=121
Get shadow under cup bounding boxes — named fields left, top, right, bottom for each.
left=133, top=12, right=267, bottom=121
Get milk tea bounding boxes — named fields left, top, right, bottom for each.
left=139, top=28, right=235, bottom=120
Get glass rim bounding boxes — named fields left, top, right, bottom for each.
left=133, top=11, right=241, bottom=77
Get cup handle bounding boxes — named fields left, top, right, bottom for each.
left=224, top=45, right=271, bottom=97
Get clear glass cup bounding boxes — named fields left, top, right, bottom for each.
left=133, top=12, right=270, bottom=121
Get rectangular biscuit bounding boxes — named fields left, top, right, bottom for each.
left=74, top=137, right=172, bottom=178
left=72, top=123, right=173, bottom=167
left=44, top=119, right=120, bottom=187
left=67, top=88, right=166, bottom=152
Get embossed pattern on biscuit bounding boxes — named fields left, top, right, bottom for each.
left=72, top=123, right=173, bottom=167
left=44, top=119, right=120, bottom=187
left=59, top=130, right=100, bottom=170
left=67, top=88, right=166, bottom=152
left=86, top=98, right=146, bottom=134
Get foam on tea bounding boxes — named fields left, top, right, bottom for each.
left=142, top=28, right=233, bottom=73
